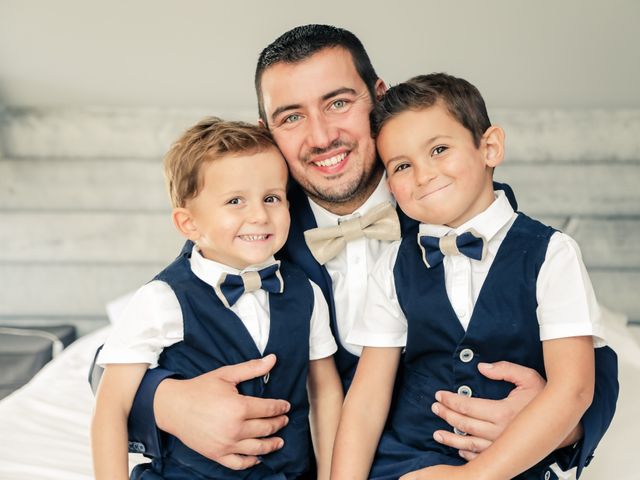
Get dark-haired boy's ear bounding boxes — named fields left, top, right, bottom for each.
left=172, top=208, right=200, bottom=241
left=482, top=126, right=506, bottom=168
left=375, top=78, right=388, bottom=101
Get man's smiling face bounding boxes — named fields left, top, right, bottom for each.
left=260, top=46, right=385, bottom=214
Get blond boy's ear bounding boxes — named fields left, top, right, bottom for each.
left=482, top=125, right=506, bottom=168
left=172, top=208, right=200, bottom=242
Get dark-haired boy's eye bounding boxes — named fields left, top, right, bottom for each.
left=394, top=163, right=410, bottom=173
left=264, top=195, right=281, bottom=203
left=432, top=145, right=447, bottom=156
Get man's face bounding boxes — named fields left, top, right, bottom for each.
left=260, top=47, right=384, bottom=212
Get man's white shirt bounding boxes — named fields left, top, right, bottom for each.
left=307, top=175, right=395, bottom=356
left=98, top=246, right=337, bottom=368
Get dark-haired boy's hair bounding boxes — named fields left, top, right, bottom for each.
left=255, top=24, right=380, bottom=126
left=373, top=73, right=491, bottom=147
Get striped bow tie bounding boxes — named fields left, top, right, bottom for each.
left=418, top=230, right=487, bottom=268
left=214, top=263, right=284, bottom=308
left=303, top=202, right=401, bottom=265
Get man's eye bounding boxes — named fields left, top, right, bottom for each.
left=284, top=114, right=301, bottom=124
left=331, top=99, right=347, bottom=109
left=432, top=145, right=448, bottom=156
left=264, top=195, right=281, bottom=203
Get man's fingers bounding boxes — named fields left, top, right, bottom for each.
left=243, top=395, right=291, bottom=419
left=435, top=390, right=503, bottom=427
left=432, top=396, right=499, bottom=440
left=432, top=429, right=492, bottom=454
left=459, top=449, right=479, bottom=461
left=478, top=361, right=545, bottom=390
left=215, top=453, right=261, bottom=471
left=215, top=355, right=278, bottom=385
left=238, top=415, right=289, bottom=439
left=233, top=437, right=285, bottom=457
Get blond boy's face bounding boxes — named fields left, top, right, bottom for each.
left=180, top=147, right=290, bottom=269
left=377, top=103, right=500, bottom=228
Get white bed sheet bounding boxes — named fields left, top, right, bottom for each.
left=0, top=309, right=637, bottom=480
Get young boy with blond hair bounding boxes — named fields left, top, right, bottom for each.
left=92, top=117, right=342, bottom=480
left=332, top=74, right=606, bottom=480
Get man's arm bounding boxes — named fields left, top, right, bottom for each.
left=92, top=352, right=293, bottom=469
left=431, top=349, right=618, bottom=476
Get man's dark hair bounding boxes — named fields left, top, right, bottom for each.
left=255, top=24, right=380, bottom=126
left=373, top=73, right=491, bottom=147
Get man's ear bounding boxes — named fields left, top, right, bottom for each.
left=482, top=126, right=506, bottom=168
left=172, top=207, right=200, bottom=241
left=374, top=78, right=388, bottom=101
left=257, top=118, right=266, bottom=128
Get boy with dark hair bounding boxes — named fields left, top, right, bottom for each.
left=333, top=73, right=607, bottom=480
left=92, top=117, right=342, bottom=480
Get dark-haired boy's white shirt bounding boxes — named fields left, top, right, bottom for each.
left=307, top=175, right=395, bottom=356
left=348, top=191, right=607, bottom=348
left=97, top=246, right=337, bottom=368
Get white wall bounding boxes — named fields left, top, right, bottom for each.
left=0, top=0, right=638, bottom=111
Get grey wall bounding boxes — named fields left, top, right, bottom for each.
left=0, top=0, right=639, bottom=111
left=0, top=1, right=639, bottom=336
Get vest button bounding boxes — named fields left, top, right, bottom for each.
left=459, top=348, right=474, bottom=363
left=544, top=471, right=551, bottom=480
left=263, top=372, right=270, bottom=384
left=457, top=385, right=473, bottom=397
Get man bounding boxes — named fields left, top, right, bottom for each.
left=118, top=25, right=618, bottom=478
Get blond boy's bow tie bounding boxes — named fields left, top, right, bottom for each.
left=303, top=202, right=401, bottom=265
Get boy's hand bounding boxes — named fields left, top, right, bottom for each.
left=431, top=361, right=545, bottom=460
left=154, top=354, right=290, bottom=470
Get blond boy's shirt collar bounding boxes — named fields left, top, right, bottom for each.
left=308, top=173, right=394, bottom=227
left=418, top=190, right=515, bottom=242
left=189, top=246, right=278, bottom=291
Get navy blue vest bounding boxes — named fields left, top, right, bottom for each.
left=282, top=181, right=516, bottom=391
left=151, top=250, right=313, bottom=479
left=376, top=213, right=555, bottom=473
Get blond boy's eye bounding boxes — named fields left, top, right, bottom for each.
left=227, top=198, right=241, bottom=205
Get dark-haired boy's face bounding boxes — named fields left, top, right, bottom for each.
left=260, top=47, right=384, bottom=214
left=378, top=104, right=498, bottom=228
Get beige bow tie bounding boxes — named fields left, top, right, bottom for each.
left=304, top=202, right=401, bottom=265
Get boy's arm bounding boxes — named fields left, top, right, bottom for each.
left=331, top=346, right=402, bottom=479
left=402, top=336, right=595, bottom=480
left=308, top=356, right=344, bottom=480
left=92, top=363, right=149, bottom=480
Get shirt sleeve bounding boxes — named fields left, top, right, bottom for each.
left=536, top=232, right=607, bottom=347
left=347, top=241, right=408, bottom=347
left=96, top=280, right=184, bottom=367
left=308, top=281, right=338, bottom=361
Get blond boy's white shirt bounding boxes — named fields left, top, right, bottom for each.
left=307, top=174, right=395, bottom=356
left=347, top=191, right=607, bottom=348
left=97, top=246, right=337, bottom=368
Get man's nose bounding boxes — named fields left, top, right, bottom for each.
left=306, top=112, right=339, bottom=150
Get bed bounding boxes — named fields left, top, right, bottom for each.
left=0, top=308, right=637, bottom=479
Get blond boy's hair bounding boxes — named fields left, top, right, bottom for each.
left=163, top=117, right=277, bottom=207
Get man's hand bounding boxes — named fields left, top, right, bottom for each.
left=154, top=354, right=290, bottom=470
left=431, top=361, right=546, bottom=460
